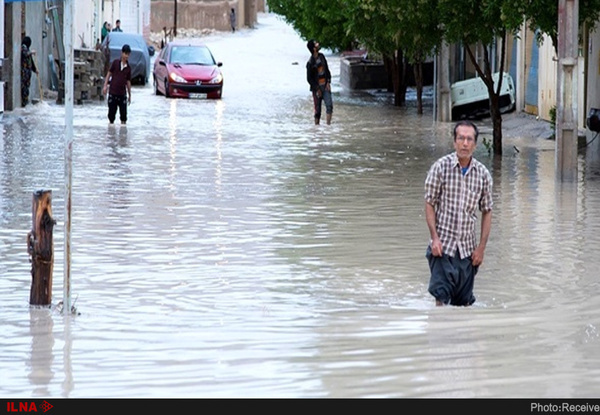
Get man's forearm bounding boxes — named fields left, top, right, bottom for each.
left=479, top=210, right=492, bottom=249
left=425, top=202, right=438, bottom=240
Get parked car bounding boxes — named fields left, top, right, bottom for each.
left=101, top=32, right=154, bottom=85
left=153, top=41, right=223, bottom=99
left=450, top=72, right=516, bottom=120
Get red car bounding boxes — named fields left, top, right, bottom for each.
left=153, top=41, right=223, bottom=99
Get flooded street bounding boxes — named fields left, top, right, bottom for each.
left=3, top=12, right=600, bottom=398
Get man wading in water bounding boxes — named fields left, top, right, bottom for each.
left=424, top=120, right=493, bottom=306
left=306, top=39, right=333, bottom=125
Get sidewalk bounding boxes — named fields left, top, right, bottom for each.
left=500, top=111, right=554, bottom=140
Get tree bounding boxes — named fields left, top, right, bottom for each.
left=391, top=0, right=443, bottom=114
left=267, top=0, right=355, bottom=51
left=439, top=0, right=524, bottom=155
left=521, top=0, right=600, bottom=53
left=343, top=0, right=410, bottom=106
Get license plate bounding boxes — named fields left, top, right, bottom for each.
left=189, top=93, right=207, bottom=99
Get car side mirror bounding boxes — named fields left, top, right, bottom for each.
left=148, top=46, right=155, bottom=57
left=159, top=60, right=166, bottom=67
left=217, top=62, right=223, bottom=67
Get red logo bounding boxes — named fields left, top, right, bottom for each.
left=6, top=401, right=53, bottom=413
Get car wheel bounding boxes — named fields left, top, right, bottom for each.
left=164, top=81, right=170, bottom=98
left=154, top=77, right=162, bottom=96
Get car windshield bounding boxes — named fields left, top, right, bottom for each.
left=169, top=46, right=215, bottom=65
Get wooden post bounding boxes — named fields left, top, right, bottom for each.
left=27, top=190, right=56, bottom=306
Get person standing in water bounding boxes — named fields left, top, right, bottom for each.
left=424, top=120, right=493, bottom=306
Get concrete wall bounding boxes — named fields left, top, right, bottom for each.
left=3, top=2, right=19, bottom=110
left=99, top=0, right=151, bottom=42
left=4, top=1, right=48, bottom=110
left=150, top=0, right=260, bottom=33
left=586, top=27, right=600, bottom=138
left=24, top=1, right=47, bottom=105
left=340, top=57, right=387, bottom=90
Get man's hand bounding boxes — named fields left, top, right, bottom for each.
left=430, top=237, right=443, bottom=257
left=471, top=245, right=485, bottom=267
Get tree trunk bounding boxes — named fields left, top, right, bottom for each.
left=27, top=190, right=56, bottom=306
left=383, top=56, right=394, bottom=93
left=489, top=93, right=503, bottom=155
left=414, top=60, right=424, bottom=114
left=465, top=42, right=505, bottom=155
left=394, top=48, right=408, bottom=107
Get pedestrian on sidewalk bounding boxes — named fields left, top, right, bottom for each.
left=230, top=8, right=236, bottom=32
left=113, top=19, right=123, bottom=32
left=101, top=21, right=110, bottom=42
left=306, top=39, right=333, bottom=125
left=102, top=44, right=132, bottom=125
left=424, top=120, right=493, bottom=306
left=21, top=36, right=38, bottom=107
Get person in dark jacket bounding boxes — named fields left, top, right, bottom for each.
left=102, top=44, right=132, bottom=125
left=113, top=19, right=123, bottom=32
left=21, top=36, right=38, bottom=107
left=230, top=8, right=236, bottom=32
left=306, top=39, right=333, bottom=125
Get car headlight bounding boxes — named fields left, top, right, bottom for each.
left=208, top=73, right=223, bottom=84
left=169, top=73, right=186, bottom=83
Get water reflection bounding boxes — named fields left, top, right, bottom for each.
left=27, top=309, right=55, bottom=396
left=2, top=12, right=600, bottom=398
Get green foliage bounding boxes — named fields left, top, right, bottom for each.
left=267, top=0, right=355, bottom=51
left=482, top=136, right=493, bottom=156
left=439, top=0, right=524, bottom=46
left=268, top=0, right=443, bottom=64
left=549, top=105, right=557, bottom=137
left=521, top=0, right=600, bottom=52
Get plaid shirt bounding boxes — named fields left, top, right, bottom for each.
left=425, top=152, right=493, bottom=259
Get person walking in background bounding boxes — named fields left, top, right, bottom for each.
left=113, top=19, right=123, bottom=32
left=230, top=8, right=236, bottom=32
left=102, top=44, right=132, bottom=125
left=306, top=39, right=333, bottom=125
left=101, top=21, right=110, bottom=41
left=424, top=120, right=493, bottom=306
left=21, top=36, right=38, bottom=107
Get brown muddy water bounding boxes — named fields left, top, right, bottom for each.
left=2, top=13, right=600, bottom=398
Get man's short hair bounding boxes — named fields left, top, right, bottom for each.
left=121, top=44, right=131, bottom=54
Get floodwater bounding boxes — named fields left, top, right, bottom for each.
left=2, top=12, right=600, bottom=398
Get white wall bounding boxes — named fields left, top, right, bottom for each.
left=587, top=27, right=600, bottom=135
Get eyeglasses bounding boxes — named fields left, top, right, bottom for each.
left=456, top=136, right=475, bottom=143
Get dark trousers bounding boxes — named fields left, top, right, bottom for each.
left=107, top=94, right=128, bottom=124
left=21, top=71, right=32, bottom=107
left=312, top=87, right=333, bottom=120
left=426, top=246, right=478, bottom=306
